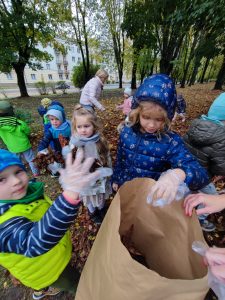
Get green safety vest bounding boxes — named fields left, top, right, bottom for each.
left=0, top=195, right=72, bottom=290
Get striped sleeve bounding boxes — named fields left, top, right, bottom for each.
left=0, top=195, right=80, bottom=257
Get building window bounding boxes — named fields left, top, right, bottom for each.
left=31, top=74, right=36, bottom=80
left=46, top=64, right=50, bottom=70
left=66, top=75, right=69, bottom=79
left=77, top=47, right=80, bottom=53
left=59, top=74, right=63, bottom=80
left=72, top=56, right=75, bottom=62
left=71, top=46, right=75, bottom=53
left=48, top=74, right=53, bottom=80
left=77, top=57, right=81, bottom=63
left=6, top=72, right=13, bottom=80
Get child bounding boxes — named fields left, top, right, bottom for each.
left=116, top=87, right=133, bottom=121
left=0, top=148, right=106, bottom=299
left=38, top=98, right=64, bottom=151
left=37, top=104, right=71, bottom=177
left=62, top=104, right=112, bottom=224
left=0, top=100, right=39, bottom=177
left=112, top=74, right=209, bottom=204
left=79, top=69, right=109, bottom=112
left=183, top=92, right=225, bottom=231
left=172, top=94, right=186, bottom=122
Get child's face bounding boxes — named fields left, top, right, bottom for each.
left=139, top=113, right=164, bottom=134
left=0, top=166, right=29, bottom=200
left=48, top=115, right=62, bottom=128
left=75, top=116, right=94, bottom=138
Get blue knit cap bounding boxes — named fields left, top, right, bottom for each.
left=46, top=104, right=66, bottom=123
left=131, top=74, right=177, bottom=120
left=207, top=93, right=225, bottom=121
left=0, top=149, right=26, bottom=172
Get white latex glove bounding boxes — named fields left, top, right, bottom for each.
left=59, top=149, right=109, bottom=194
left=147, top=170, right=182, bottom=205
left=38, top=148, right=49, bottom=155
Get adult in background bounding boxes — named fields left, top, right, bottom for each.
left=79, top=69, right=109, bottom=113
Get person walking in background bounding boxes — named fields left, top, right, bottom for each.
left=112, top=74, right=209, bottom=206
left=79, top=69, right=109, bottom=112
left=116, top=87, right=133, bottom=121
left=0, top=100, right=39, bottom=177
left=172, top=94, right=186, bottom=122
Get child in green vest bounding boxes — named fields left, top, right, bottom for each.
left=0, top=148, right=110, bottom=299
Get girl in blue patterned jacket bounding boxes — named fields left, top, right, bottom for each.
left=112, top=74, right=209, bottom=203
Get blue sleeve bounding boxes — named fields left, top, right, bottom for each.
left=112, top=132, right=124, bottom=185
left=177, top=97, right=186, bottom=114
left=37, top=105, right=47, bottom=117
left=0, top=195, right=80, bottom=257
left=38, top=130, right=53, bottom=151
left=167, top=134, right=209, bottom=190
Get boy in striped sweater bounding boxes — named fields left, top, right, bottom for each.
left=0, top=149, right=106, bottom=299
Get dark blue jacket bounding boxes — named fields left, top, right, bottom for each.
left=112, top=125, right=209, bottom=190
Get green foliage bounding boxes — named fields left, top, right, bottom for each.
left=72, top=63, right=99, bottom=88
left=14, top=109, right=33, bottom=125
left=35, top=81, right=48, bottom=95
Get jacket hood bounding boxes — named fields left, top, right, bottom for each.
left=186, top=119, right=225, bottom=146
left=132, top=74, right=177, bottom=120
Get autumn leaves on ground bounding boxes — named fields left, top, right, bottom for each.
left=1, top=83, right=225, bottom=300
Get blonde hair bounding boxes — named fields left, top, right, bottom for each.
left=41, top=98, right=52, bottom=108
left=95, top=69, right=109, bottom=80
left=129, top=101, right=170, bottom=133
left=72, top=104, right=110, bottom=166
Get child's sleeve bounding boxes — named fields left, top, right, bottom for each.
left=167, top=134, right=209, bottom=190
left=18, top=119, right=31, bottom=136
left=177, top=95, right=186, bottom=114
left=37, top=130, right=52, bottom=152
left=0, top=195, right=80, bottom=257
left=111, top=134, right=124, bottom=185
left=37, top=105, right=47, bottom=117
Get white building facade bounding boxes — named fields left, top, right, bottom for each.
left=0, top=41, right=82, bottom=85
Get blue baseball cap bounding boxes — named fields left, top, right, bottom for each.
left=0, top=149, right=26, bottom=172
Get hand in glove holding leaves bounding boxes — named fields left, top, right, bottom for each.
left=60, top=148, right=112, bottom=204
left=147, top=169, right=186, bottom=205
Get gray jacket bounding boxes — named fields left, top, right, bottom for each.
left=183, top=119, right=225, bottom=176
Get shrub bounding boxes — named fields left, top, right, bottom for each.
left=72, top=63, right=99, bottom=88
left=47, top=81, right=57, bottom=94
left=35, top=81, right=48, bottom=95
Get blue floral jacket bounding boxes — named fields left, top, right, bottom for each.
left=112, top=125, right=209, bottom=190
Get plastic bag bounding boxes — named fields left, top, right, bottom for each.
left=192, top=241, right=225, bottom=300
left=147, top=181, right=190, bottom=207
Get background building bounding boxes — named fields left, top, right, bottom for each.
left=0, top=41, right=82, bottom=85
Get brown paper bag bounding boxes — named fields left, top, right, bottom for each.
left=75, top=178, right=208, bottom=300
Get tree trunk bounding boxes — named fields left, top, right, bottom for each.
left=214, top=55, right=225, bottom=90
left=131, top=60, right=137, bottom=89
left=188, top=57, right=201, bottom=86
left=200, top=57, right=210, bottom=83
left=13, top=63, right=29, bottom=97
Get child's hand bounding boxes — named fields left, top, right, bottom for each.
left=59, top=149, right=106, bottom=196
left=205, top=247, right=225, bottom=283
left=112, top=183, right=118, bottom=192
left=184, top=193, right=225, bottom=217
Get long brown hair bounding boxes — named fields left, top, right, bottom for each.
left=72, top=104, right=110, bottom=166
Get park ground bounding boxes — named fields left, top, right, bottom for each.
left=0, top=83, right=224, bottom=300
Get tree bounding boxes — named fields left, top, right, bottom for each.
left=101, top=0, right=125, bottom=88
left=0, top=0, right=54, bottom=97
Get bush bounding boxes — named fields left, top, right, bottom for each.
left=47, top=81, right=57, bottom=94
left=72, top=63, right=99, bottom=88
left=35, top=81, right=48, bottom=95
